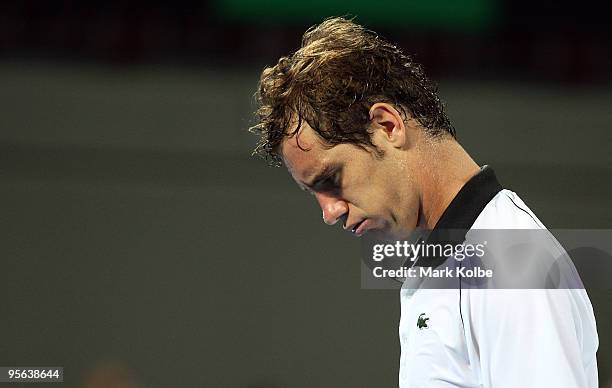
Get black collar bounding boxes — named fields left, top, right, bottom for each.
left=432, top=165, right=503, bottom=231
left=413, top=165, right=503, bottom=267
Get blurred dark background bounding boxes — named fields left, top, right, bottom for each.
left=1, top=1, right=611, bottom=387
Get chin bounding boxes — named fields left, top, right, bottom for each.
left=390, top=224, right=420, bottom=241
left=375, top=228, right=405, bottom=241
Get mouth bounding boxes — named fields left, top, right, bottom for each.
left=347, top=219, right=369, bottom=236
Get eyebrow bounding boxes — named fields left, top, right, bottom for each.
left=304, top=164, right=341, bottom=192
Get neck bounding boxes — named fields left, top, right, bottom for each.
left=416, top=139, right=480, bottom=229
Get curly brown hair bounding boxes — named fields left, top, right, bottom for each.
left=250, top=17, right=455, bottom=166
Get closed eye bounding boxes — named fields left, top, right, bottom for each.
left=324, top=175, right=339, bottom=190
left=316, top=172, right=342, bottom=195
left=302, top=164, right=343, bottom=196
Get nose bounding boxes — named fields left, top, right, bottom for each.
left=314, top=192, right=348, bottom=226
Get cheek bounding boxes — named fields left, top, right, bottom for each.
left=345, top=155, right=394, bottom=205
left=379, top=171, right=418, bottom=221
left=357, top=168, right=396, bottom=209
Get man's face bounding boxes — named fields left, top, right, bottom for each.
left=280, top=120, right=422, bottom=239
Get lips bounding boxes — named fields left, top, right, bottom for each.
left=350, top=220, right=364, bottom=234
left=349, top=219, right=371, bottom=236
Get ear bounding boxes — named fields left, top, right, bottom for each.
left=369, top=103, right=409, bottom=149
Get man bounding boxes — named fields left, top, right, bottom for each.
left=250, top=17, right=598, bottom=387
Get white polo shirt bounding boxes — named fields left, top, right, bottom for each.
left=399, top=166, right=599, bottom=388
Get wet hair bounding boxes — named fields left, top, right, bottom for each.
left=250, top=16, right=455, bottom=166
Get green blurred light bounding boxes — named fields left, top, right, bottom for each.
left=211, top=0, right=500, bottom=31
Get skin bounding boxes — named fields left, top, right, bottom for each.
left=280, top=103, right=480, bottom=240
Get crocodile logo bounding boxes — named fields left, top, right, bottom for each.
left=417, top=313, right=429, bottom=329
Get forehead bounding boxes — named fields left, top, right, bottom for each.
left=280, top=123, right=328, bottom=181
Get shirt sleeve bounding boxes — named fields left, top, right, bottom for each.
left=463, top=288, right=598, bottom=388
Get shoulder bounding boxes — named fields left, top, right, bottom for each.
left=471, top=189, right=546, bottom=229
